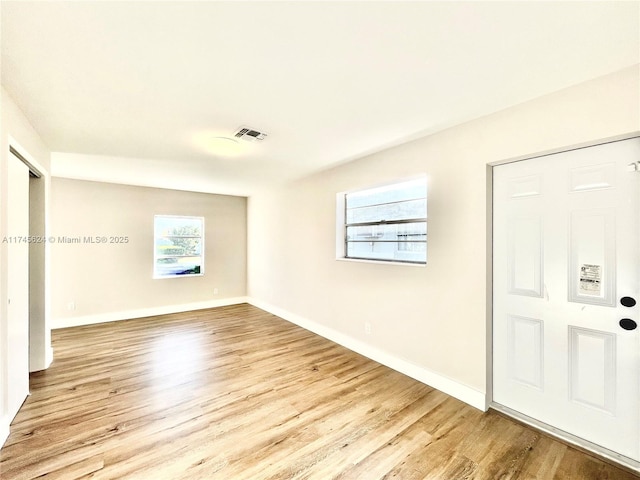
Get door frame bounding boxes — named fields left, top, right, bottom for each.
left=7, top=138, right=52, bottom=373
left=0, top=138, right=51, bottom=448
left=487, top=131, right=640, bottom=472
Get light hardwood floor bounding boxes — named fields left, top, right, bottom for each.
left=0, top=304, right=637, bottom=479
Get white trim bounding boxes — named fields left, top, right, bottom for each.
left=492, top=403, right=640, bottom=474
left=45, top=346, right=54, bottom=369
left=248, top=297, right=486, bottom=411
left=489, top=132, right=640, bottom=167
left=152, top=274, right=204, bottom=280
left=7, top=136, right=47, bottom=174
left=52, top=297, right=248, bottom=329
left=335, top=257, right=426, bottom=268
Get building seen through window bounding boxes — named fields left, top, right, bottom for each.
left=344, top=178, right=427, bottom=264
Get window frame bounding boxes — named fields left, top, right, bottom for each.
left=337, top=177, right=427, bottom=266
left=153, top=214, right=205, bottom=279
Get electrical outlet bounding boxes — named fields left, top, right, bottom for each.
left=213, top=288, right=219, bottom=295
left=364, top=321, right=372, bottom=335
left=67, top=301, right=76, bottom=311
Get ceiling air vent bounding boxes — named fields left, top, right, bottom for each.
left=234, top=126, right=268, bottom=142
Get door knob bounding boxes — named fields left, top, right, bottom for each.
left=620, top=297, right=636, bottom=307
left=619, top=319, right=637, bottom=331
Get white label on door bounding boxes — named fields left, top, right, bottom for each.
left=579, top=264, right=602, bottom=296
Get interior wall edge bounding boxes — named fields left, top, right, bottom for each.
left=0, top=416, right=9, bottom=449
left=28, top=345, right=55, bottom=373
left=51, top=296, right=248, bottom=330
left=247, top=296, right=487, bottom=411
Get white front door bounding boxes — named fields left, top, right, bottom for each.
left=6, top=152, right=30, bottom=423
left=493, top=138, right=640, bottom=463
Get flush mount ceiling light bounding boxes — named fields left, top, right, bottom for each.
left=206, top=136, right=242, bottom=156
left=210, top=136, right=238, bottom=145
left=192, top=127, right=267, bottom=158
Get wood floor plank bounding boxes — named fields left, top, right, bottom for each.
left=0, top=304, right=637, bottom=479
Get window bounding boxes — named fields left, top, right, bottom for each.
left=340, top=178, right=427, bottom=264
left=154, top=215, right=204, bottom=278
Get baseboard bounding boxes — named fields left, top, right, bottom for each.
left=247, top=297, right=487, bottom=411
left=52, top=297, right=249, bottom=329
left=45, top=345, right=54, bottom=368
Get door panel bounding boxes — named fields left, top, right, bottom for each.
left=493, top=138, right=640, bottom=462
left=507, top=315, right=544, bottom=390
left=568, top=326, right=615, bottom=413
left=507, top=216, right=543, bottom=297
left=6, top=152, right=30, bottom=423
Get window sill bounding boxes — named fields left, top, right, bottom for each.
left=153, top=273, right=204, bottom=280
left=335, top=257, right=426, bottom=267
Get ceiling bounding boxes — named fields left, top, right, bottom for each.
left=2, top=1, right=639, bottom=196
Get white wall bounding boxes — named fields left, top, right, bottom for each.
left=247, top=66, right=640, bottom=409
left=50, top=179, right=247, bottom=328
left=0, top=87, right=52, bottom=445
